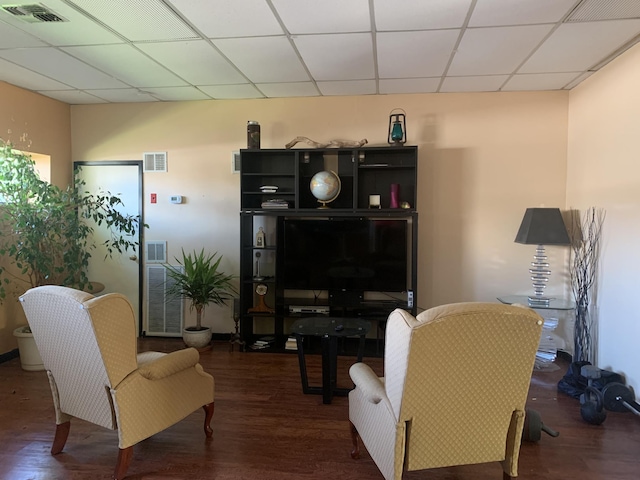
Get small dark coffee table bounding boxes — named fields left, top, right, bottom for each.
left=291, top=317, right=371, bottom=404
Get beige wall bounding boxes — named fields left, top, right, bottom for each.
left=0, top=81, right=71, bottom=354
left=567, top=43, right=640, bottom=390
left=70, top=92, right=569, bottom=334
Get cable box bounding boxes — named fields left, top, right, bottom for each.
left=289, top=305, right=330, bottom=315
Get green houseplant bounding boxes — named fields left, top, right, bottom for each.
left=0, top=139, right=142, bottom=369
left=164, top=249, right=237, bottom=349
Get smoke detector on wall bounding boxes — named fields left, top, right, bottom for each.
left=1, top=3, right=68, bottom=23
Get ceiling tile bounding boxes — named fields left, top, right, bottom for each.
left=62, top=44, right=187, bottom=87
left=520, top=20, right=640, bottom=73
left=135, top=41, right=245, bottom=85
left=449, top=25, right=553, bottom=75
left=379, top=78, right=440, bottom=94
left=293, top=33, right=374, bottom=81
left=0, top=20, right=48, bottom=48
left=0, top=47, right=129, bottom=89
left=0, top=58, right=71, bottom=91
left=37, top=90, right=108, bottom=104
left=502, top=72, right=581, bottom=91
left=272, top=0, right=370, bottom=34
left=69, top=0, right=198, bottom=41
left=469, top=0, right=576, bottom=26
left=374, top=0, right=472, bottom=31
left=198, top=84, right=264, bottom=99
left=440, top=75, right=509, bottom=92
left=256, top=82, right=319, bottom=98
left=377, top=30, right=460, bottom=78
left=214, top=36, right=309, bottom=83
left=142, top=86, right=212, bottom=101
left=316, top=80, right=376, bottom=96
left=83, top=88, right=159, bottom=103
left=168, top=0, right=284, bottom=37
left=0, top=0, right=124, bottom=46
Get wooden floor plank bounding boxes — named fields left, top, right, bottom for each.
left=1, top=337, right=639, bottom=479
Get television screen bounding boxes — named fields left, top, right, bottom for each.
left=282, top=217, right=408, bottom=293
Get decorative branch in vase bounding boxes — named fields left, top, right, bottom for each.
left=568, top=207, right=605, bottom=363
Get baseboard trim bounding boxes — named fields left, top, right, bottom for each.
left=0, top=349, right=19, bottom=364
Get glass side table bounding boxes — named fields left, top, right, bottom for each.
left=498, top=295, right=575, bottom=368
left=497, top=295, right=574, bottom=310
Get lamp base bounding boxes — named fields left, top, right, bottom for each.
left=528, top=296, right=551, bottom=306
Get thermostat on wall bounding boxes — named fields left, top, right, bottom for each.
left=169, top=195, right=183, bottom=204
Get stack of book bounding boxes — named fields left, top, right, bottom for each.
left=261, top=198, right=289, bottom=209
left=535, top=317, right=562, bottom=369
left=260, top=185, right=278, bottom=194
left=285, top=336, right=298, bottom=351
left=249, top=336, right=275, bottom=350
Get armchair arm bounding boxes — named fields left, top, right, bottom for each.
left=350, top=362, right=386, bottom=404
left=137, top=348, right=200, bottom=381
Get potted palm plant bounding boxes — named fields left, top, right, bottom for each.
left=0, top=139, right=142, bottom=370
left=164, top=249, right=237, bottom=350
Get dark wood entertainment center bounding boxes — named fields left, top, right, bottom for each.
left=239, top=146, right=418, bottom=351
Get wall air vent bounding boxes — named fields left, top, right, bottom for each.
left=143, top=151, right=167, bottom=172
left=145, top=241, right=167, bottom=263
left=146, top=265, right=183, bottom=337
left=1, top=3, right=68, bottom=23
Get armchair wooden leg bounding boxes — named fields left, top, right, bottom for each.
left=51, top=421, right=70, bottom=455
left=114, top=446, right=133, bottom=480
left=349, top=421, right=360, bottom=459
left=203, top=402, right=215, bottom=438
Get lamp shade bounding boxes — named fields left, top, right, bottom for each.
left=514, top=208, right=570, bottom=245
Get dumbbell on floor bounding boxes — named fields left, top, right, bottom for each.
left=602, top=382, right=640, bottom=416
left=522, top=409, right=560, bottom=442
left=579, top=365, right=607, bottom=425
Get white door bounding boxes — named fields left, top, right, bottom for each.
left=74, top=161, right=143, bottom=334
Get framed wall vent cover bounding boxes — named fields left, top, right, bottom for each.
left=146, top=241, right=167, bottom=263
left=146, top=265, right=183, bottom=337
left=144, top=152, right=167, bottom=172
left=232, top=151, right=240, bottom=174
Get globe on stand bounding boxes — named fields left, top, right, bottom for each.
left=310, top=170, right=341, bottom=209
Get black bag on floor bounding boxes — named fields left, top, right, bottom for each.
left=557, top=361, right=590, bottom=399
left=557, top=361, right=625, bottom=399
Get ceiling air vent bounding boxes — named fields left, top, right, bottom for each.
left=1, top=3, right=68, bottom=23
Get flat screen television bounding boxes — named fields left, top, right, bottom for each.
left=282, top=217, right=408, bottom=294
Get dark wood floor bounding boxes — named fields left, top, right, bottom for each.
left=1, top=337, right=639, bottom=480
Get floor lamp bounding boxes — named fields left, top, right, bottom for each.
left=515, top=208, right=570, bottom=306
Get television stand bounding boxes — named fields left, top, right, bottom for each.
left=238, top=146, right=418, bottom=351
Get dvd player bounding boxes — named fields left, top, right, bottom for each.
left=289, top=305, right=330, bottom=315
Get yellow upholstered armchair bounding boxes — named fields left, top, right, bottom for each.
left=349, top=303, right=543, bottom=480
left=19, top=285, right=215, bottom=480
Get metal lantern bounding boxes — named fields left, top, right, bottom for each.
left=388, top=108, right=406, bottom=146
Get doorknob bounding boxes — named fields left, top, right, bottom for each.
left=129, top=255, right=138, bottom=261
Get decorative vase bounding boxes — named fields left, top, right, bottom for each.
left=390, top=183, right=400, bottom=208
left=13, top=326, right=45, bottom=371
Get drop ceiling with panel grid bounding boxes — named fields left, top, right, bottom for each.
left=0, top=0, right=639, bottom=104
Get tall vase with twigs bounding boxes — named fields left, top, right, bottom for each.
left=568, top=207, right=605, bottom=363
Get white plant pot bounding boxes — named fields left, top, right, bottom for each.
left=13, top=326, right=45, bottom=371
left=183, top=327, right=212, bottom=349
